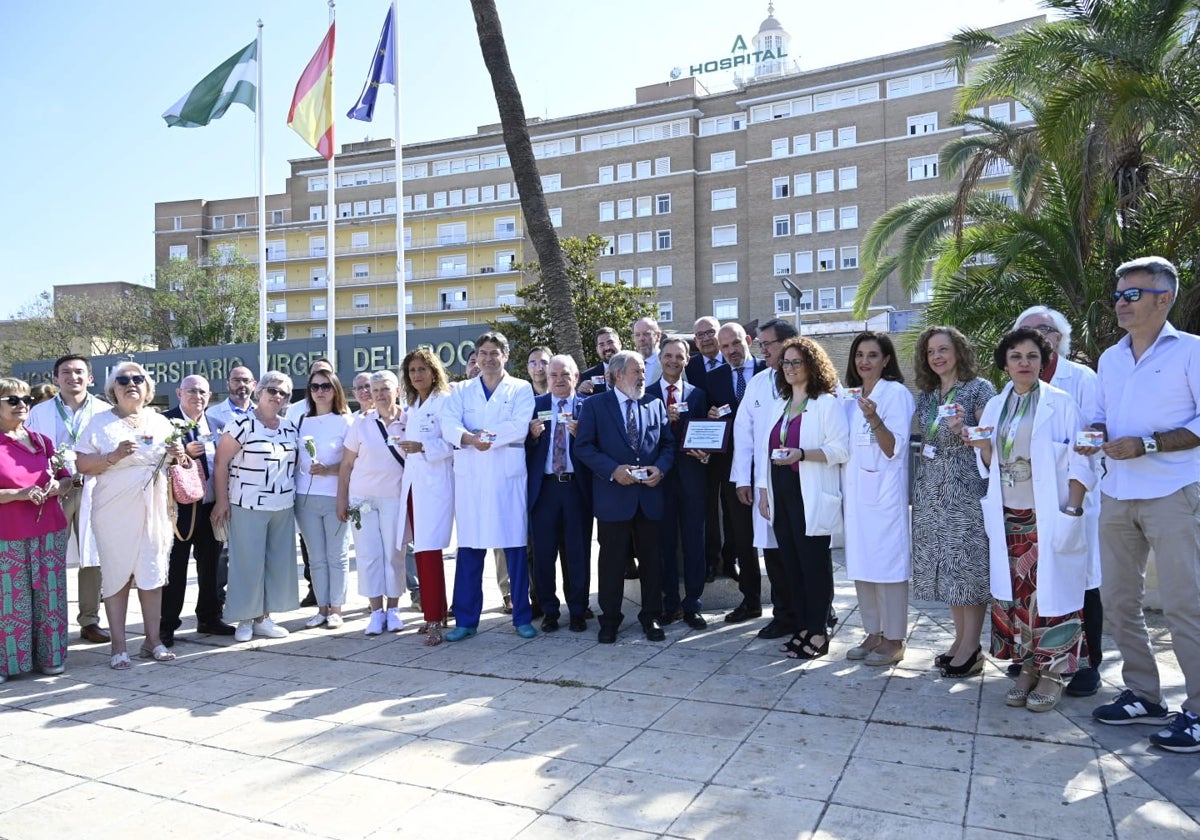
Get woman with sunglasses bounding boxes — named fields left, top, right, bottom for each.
left=212, top=372, right=300, bottom=643
left=295, top=371, right=353, bottom=629
left=0, top=378, right=72, bottom=681
left=396, top=349, right=455, bottom=643
left=75, top=362, right=187, bottom=669
left=756, top=338, right=849, bottom=660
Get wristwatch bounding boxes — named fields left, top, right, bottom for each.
left=1142, top=435, right=1159, bottom=454
left=1063, top=506, right=1083, bottom=517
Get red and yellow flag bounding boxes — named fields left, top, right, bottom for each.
left=288, top=23, right=335, bottom=160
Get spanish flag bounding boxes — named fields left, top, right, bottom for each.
left=288, top=23, right=335, bottom=160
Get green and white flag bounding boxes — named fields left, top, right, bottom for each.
left=163, top=40, right=257, bottom=128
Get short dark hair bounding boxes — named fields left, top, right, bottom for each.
left=758, top=318, right=798, bottom=341
left=596, top=327, right=618, bottom=341
left=53, top=354, right=91, bottom=376
left=993, top=327, right=1054, bottom=373
left=775, top=337, right=838, bottom=399
left=475, top=331, right=510, bottom=354
left=527, top=346, right=552, bottom=360
left=913, top=326, right=980, bottom=393
left=844, top=331, right=904, bottom=387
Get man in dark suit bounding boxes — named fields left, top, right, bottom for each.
left=648, top=339, right=709, bottom=630
left=578, top=326, right=622, bottom=395
left=575, top=351, right=675, bottom=643
left=686, top=316, right=727, bottom=581
left=526, top=355, right=593, bottom=633
left=161, top=375, right=234, bottom=646
left=705, top=323, right=767, bottom=623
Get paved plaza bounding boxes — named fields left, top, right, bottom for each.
left=2, top=545, right=1198, bottom=839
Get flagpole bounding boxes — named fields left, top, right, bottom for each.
left=325, top=0, right=336, bottom=363
left=256, top=20, right=268, bottom=378
left=393, top=0, right=406, bottom=361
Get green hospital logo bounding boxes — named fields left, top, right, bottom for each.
left=686, top=34, right=785, bottom=76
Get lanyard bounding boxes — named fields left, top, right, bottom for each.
left=925, top=386, right=957, bottom=440
left=997, top=386, right=1036, bottom=461
left=54, top=395, right=90, bottom=445
left=778, top=396, right=808, bottom=446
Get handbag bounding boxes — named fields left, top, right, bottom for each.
left=169, top=459, right=205, bottom=504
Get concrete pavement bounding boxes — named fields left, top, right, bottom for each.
left=1, top=547, right=1198, bottom=839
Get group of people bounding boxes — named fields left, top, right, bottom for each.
left=2, top=255, right=1197, bottom=754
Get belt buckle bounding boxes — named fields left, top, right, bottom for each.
left=556, top=473, right=573, bottom=483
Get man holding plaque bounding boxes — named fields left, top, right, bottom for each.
left=648, top=338, right=709, bottom=629
left=706, top=323, right=766, bottom=623
left=575, top=351, right=675, bottom=643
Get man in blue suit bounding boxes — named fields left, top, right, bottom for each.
left=647, top=338, right=709, bottom=630
left=575, top=351, right=675, bottom=643
left=526, top=355, right=592, bottom=633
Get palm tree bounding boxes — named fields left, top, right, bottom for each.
left=470, top=0, right=585, bottom=366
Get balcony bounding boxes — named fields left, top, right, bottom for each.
left=261, top=266, right=521, bottom=293
left=274, top=296, right=516, bottom=323
left=254, top=228, right=523, bottom=264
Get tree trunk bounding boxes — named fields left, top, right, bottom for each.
left=470, top=0, right=584, bottom=367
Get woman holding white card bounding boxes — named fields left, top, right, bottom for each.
left=910, top=326, right=996, bottom=678
left=840, top=332, right=915, bottom=666
left=961, top=327, right=1093, bottom=712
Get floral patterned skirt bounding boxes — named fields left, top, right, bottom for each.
left=0, top=529, right=69, bottom=676
left=990, top=508, right=1085, bottom=672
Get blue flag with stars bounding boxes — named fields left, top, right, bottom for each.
left=347, top=6, right=396, bottom=122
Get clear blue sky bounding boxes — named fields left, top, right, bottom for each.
left=0, top=0, right=1046, bottom=319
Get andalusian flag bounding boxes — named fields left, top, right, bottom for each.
left=163, top=41, right=257, bottom=128
left=288, top=24, right=335, bottom=160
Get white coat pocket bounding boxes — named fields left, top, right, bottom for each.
left=857, top=469, right=882, bottom=505
left=1052, top=510, right=1088, bottom=557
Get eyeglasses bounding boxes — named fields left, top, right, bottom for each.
left=354, top=383, right=372, bottom=391
left=115, top=375, right=146, bottom=386
left=695, top=329, right=717, bottom=340
left=183, top=388, right=209, bottom=396
left=528, top=360, right=548, bottom=367
left=309, top=382, right=334, bottom=392
left=780, top=358, right=806, bottom=368
left=1111, top=288, right=1169, bottom=304
left=2, top=395, right=34, bottom=407
left=759, top=338, right=780, bottom=350
left=229, top=377, right=254, bottom=385
left=262, top=386, right=289, bottom=398
left=1027, top=325, right=1059, bottom=335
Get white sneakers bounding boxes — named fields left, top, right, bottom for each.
left=305, top=614, right=327, bottom=628
left=252, top=617, right=289, bottom=639
left=234, top=620, right=253, bottom=642
left=365, top=609, right=387, bottom=636
left=386, top=608, right=404, bottom=633
left=326, top=613, right=344, bottom=628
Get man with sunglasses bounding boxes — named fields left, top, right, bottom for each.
left=1080, top=256, right=1200, bottom=754
left=26, top=355, right=110, bottom=643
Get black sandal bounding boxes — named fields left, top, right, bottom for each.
left=780, top=631, right=808, bottom=655
left=934, top=652, right=953, bottom=668
left=940, top=646, right=983, bottom=678
left=787, top=634, right=829, bottom=660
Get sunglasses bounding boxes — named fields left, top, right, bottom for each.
left=309, top=382, right=334, bottom=392
left=115, top=375, right=146, bottom=386
left=261, top=386, right=289, bottom=398
left=3, top=395, right=34, bottom=407
left=1111, top=287, right=1169, bottom=304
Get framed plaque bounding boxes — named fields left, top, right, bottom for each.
left=681, top=419, right=731, bottom=452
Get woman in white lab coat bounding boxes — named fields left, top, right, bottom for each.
left=440, top=332, right=537, bottom=640
left=840, top=332, right=915, bottom=666
left=961, top=327, right=1093, bottom=713
left=396, top=348, right=455, bottom=644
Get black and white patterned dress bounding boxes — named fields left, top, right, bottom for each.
left=227, top=414, right=298, bottom=511
left=911, top=377, right=996, bottom=605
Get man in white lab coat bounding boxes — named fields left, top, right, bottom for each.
left=441, top=331, right=537, bottom=641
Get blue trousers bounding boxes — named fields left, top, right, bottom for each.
left=454, top=545, right=531, bottom=628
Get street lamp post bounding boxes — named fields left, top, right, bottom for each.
left=778, top=276, right=803, bottom=333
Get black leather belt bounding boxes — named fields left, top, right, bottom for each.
left=544, top=473, right=575, bottom=482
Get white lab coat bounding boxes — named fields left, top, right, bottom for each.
left=756, top=392, right=850, bottom=536
left=977, top=382, right=1096, bottom=617
left=732, top=368, right=782, bottom=549
left=397, top=391, right=455, bottom=552
left=1050, top=356, right=1102, bottom=590
left=840, top=380, right=915, bottom=582
left=441, top=374, right=535, bottom=547
left=25, top=396, right=109, bottom=569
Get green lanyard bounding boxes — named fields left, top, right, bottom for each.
left=778, top=396, right=808, bottom=446
left=997, top=386, right=1036, bottom=461
left=925, top=386, right=957, bottom=440
left=54, top=395, right=89, bottom=446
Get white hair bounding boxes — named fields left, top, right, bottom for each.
left=1014, top=305, right=1072, bottom=357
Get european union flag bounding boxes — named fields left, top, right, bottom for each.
left=347, top=6, right=396, bottom=122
